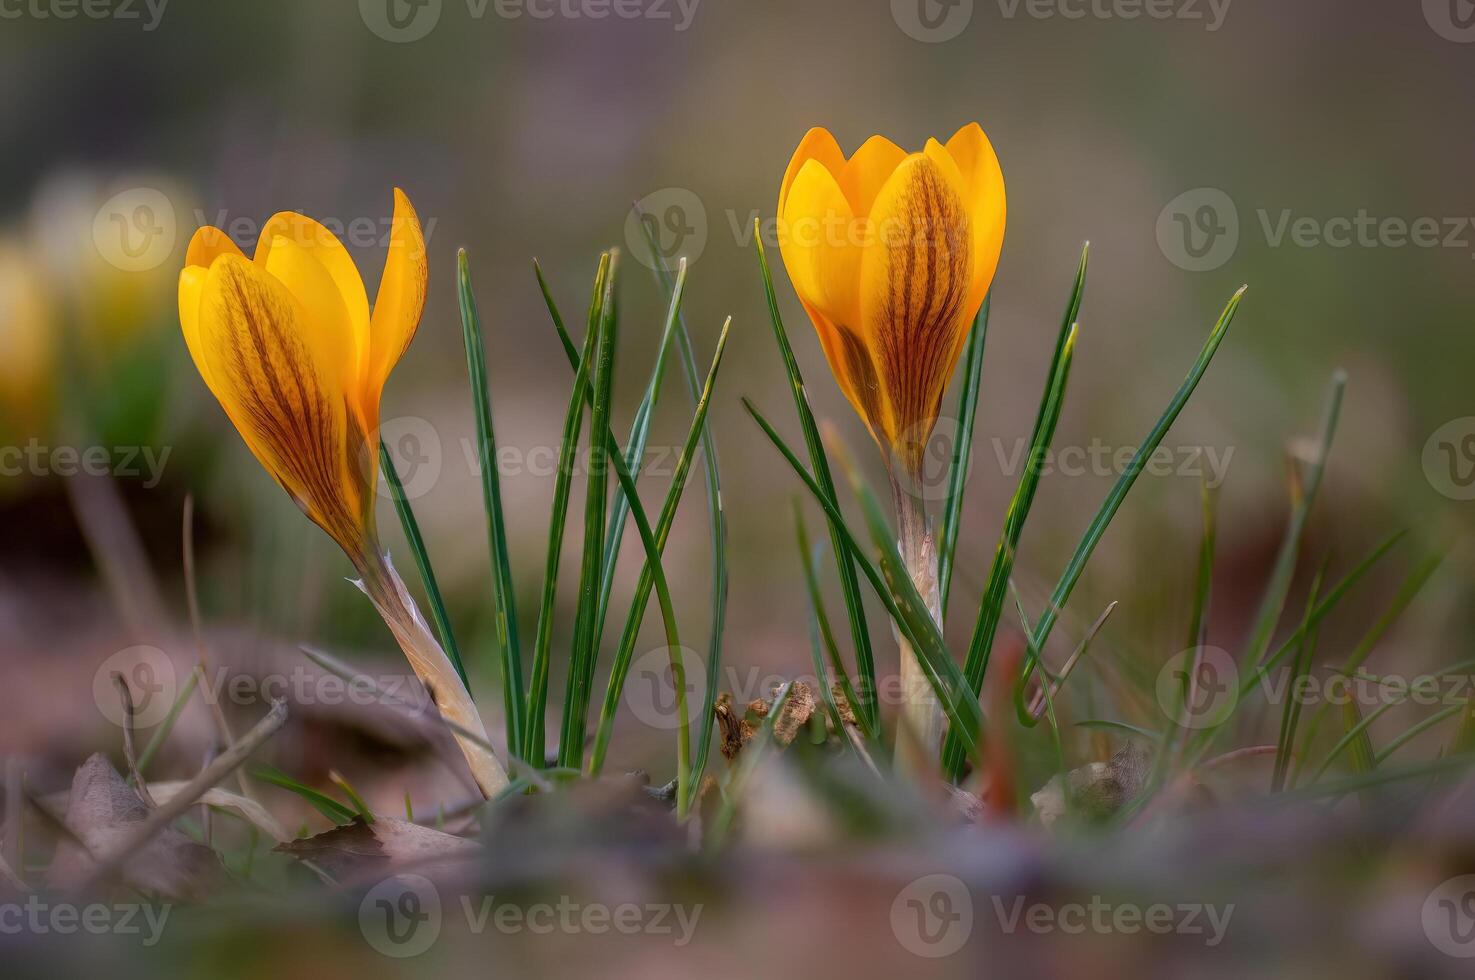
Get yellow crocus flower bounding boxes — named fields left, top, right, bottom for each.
left=777, top=124, right=1005, bottom=476
left=178, top=190, right=508, bottom=797
left=777, top=125, right=1005, bottom=770
left=0, top=238, right=57, bottom=445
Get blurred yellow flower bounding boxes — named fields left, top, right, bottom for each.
left=777, top=124, right=1005, bottom=476
left=0, top=239, right=57, bottom=440
left=178, top=189, right=508, bottom=797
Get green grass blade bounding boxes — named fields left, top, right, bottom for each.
left=1373, top=705, right=1464, bottom=766
left=591, top=258, right=689, bottom=645
left=1024, top=286, right=1245, bottom=679
left=938, top=295, right=992, bottom=614
left=559, top=254, right=621, bottom=771
left=941, top=309, right=1081, bottom=781
left=1283, top=548, right=1442, bottom=782
left=525, top=255, right=608, bottom=765
left=458, top=249, right=525, bottom=757
left=251, top=766, right=356, bottom=825
left=753, top=226, right=878, bottom=732
left=1245, top=371, right=1347, bottom=669
left=1272, top=561, right=1327, bottom=791
left=636, top=214, right=730, bottom=816
left=379, top=439, right=469, bottom=694
left=584, top=318, right=735, bottom=784
left=744, top=401, right=985, bottom=765
left=793, top=501, right=872, bottom=742
left=1342, top=699, right=1379, bottom=775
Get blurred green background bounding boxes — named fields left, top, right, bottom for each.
left=0, top=0, right=1470, bottom=786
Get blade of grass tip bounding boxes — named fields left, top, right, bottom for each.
left=559, top=252, right=621, bottom=772
left=941, top=306, right=1082, bottom=781
left=1245, top=371, right=1347, bottom=669
left=1284, top=547, right=1442, bottom=783
left=1027, top=600, right=1118, bottom=721
left=824, top=425, right=988, bottom=767
left=636, top=214, right=730, bottom=813
left=1272, top=560, right=1328, bottom=792
left=459, top=249, right=526, bottom=758
left=1452, top=697, right=1475, bottom=756
left=1372, top=704, right=1464, bottom=767
left=584, top=317, right=734, bottom=791
left=526, top=254, right=608, bottom=765
left=591, top=258, right=688, bottom=646
left=329, top=771, right=374, bottom=823
left=753, top=226, right=878, bottom=732
left=1344, top=699, right=1378, bottom=774
left=135, top=666, right=203, bottom=775
left=794, top=501, right=873, bottom=742
left=1024, top=286, right=1245, bottom=680
left=745, top=399, right=985, bottom=765
left=250, top=766, right=357, bottom=825
left=708, top=681, right=794, bottom=849
left=379, top=439, right=469, bottom=694
left=939, top=294, right=992, bottom=615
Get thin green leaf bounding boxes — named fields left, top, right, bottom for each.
left=753, top=226, right=878, bottom=731
left=458, top=249, right=525, bottom=757
left=559, top=253, right=621, bottom=772
left=939, top=295, right=992, bottom=614
left=793, top=502, right=871, bottom=742
left=1272, top=561, right=1327, bottom=792
left=251, top=766, right=356, bottom=826
left=525, top=254, right=608, bottom=765
left=379, top=439, right=469, bottom=693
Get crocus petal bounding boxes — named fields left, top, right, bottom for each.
left=254, top=211, right=371, bottom=382
left=780, top=158, right=864, bottom=331
left=196, top=254, right=375, bottom=556
left=945, top=122, right=1007, bottom=326
left=184, top=225, right=244, bottom=269
left=365, top=188, right=427, bottom=402
left=260, top=234, right=361, bottom=414
left=779, top=127, right=846, bottom=216
left=857, top=148, right=974, bottom=468
left=837, top=134, right=907, bottom=219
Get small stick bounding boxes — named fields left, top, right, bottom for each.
left=114, top=673, right=157, bottom=807
left=75, top=700, right=288, bottom=894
